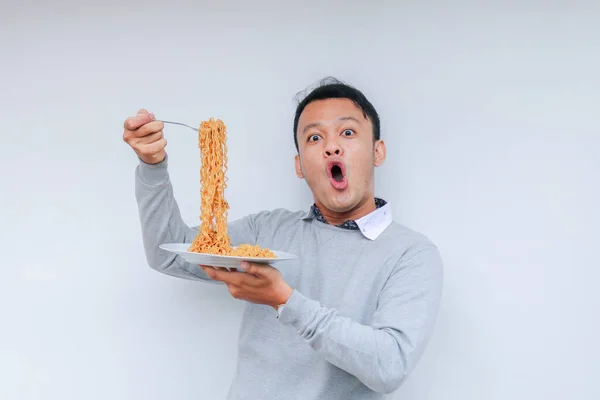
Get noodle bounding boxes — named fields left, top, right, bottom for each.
left=188, top=118, right=276, bottom=259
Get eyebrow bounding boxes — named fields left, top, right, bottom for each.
left=302, top=116, right=361, bottom=135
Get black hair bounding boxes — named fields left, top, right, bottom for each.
left=293, top=77, right=381, bottom=152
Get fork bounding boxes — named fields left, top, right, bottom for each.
left=161, top=120, right=197, bottom=132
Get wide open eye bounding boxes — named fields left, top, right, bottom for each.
left=308, top=134, right=321, bottom=142
left=342, top=129, right=355, bottom=137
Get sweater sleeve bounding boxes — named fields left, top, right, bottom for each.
left=134, top=155, right=259, bottom=282
left=277, top=244, right=443, bottom=394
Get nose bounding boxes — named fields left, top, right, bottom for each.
left=324, top=139, right=342, bottom=157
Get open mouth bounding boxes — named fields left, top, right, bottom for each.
left=331, top=164, right=344, bottom=182
left=327, top=161, right=347, bottom=189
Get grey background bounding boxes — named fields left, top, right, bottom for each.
left=1, top=0, right=598, bottom=399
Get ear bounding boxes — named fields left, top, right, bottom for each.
left=295, top=154, right=305, bottom=178
left=373, top=140, right=386, bottom=167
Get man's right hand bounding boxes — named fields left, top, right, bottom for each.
left=123, top=109, right=167, bottom=165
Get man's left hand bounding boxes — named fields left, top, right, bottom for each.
left=200, top=262, right=293, bottom=309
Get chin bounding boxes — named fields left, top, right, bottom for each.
left=323, top=203, right=351, bottom=213
left=322, top=192, right=357, bottom=212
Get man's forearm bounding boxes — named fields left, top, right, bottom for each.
left=278, top=245, right=443, bottom=394
left=278, top=290, right=409, bottom=394
left=134, top=156, right=212, bottom=281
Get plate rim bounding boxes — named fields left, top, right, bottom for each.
left=159, top=243, right=296, bottom=261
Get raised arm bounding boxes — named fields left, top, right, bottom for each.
left=124, top=109, right=257, bottom=281
left=134, top=156, right=213, bottom=281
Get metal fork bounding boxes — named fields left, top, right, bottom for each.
left=161, top=120, right=197, bottom=132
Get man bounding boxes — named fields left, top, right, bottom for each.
left=123, top=78, right=443, bottom=399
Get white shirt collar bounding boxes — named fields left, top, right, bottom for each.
left=302, top=201, right=393, bottom=240
left=354, top=202, right=393, bottom=240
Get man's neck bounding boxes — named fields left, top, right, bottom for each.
left=315, top=197, right=377, bottom=226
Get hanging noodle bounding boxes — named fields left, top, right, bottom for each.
left=188, top=118, right=276, bottom=258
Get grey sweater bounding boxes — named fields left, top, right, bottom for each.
left=134, top=158, right=444, bottom=399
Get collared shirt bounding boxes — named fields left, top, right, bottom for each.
left=302, top=197, right=393, bottom=240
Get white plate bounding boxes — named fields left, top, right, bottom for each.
left=159, top=243, right=297, bottom=269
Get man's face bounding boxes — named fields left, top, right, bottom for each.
left=295, top=98, right=385, bottom=214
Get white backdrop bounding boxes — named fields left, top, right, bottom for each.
left=1, top=1, right=599, bottom=399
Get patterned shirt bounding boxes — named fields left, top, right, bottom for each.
left=310, top=198, right=388, bottom=230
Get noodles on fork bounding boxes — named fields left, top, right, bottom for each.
left=188, top=118, right=276, bottom=258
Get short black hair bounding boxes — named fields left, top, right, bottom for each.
left=293, top=77, right=381, bottom=152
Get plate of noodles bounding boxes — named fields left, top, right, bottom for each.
left=159, top=243, right=296, bottom=269
left=158, top=117, right=296, bottom=269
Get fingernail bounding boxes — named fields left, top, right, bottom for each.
left=240, top=261, right=249, bottom=270
left=149, top=113, right=155, bottom=120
